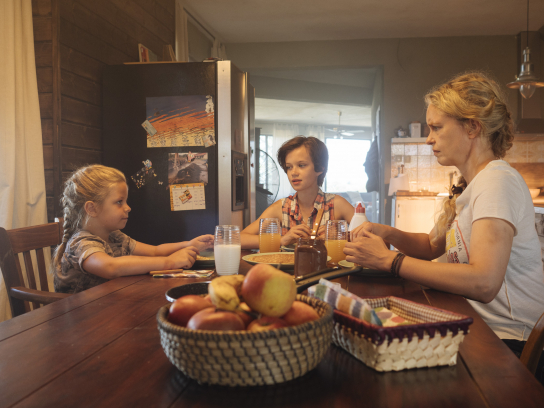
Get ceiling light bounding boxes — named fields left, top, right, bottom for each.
left=341, top=132, right=354, bottom=136
left=507, top=0, right=544, bottom=99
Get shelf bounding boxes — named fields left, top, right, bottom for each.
left=391, top=137, right=427, bottom=143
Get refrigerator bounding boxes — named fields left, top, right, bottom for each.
left=102, top=61, right=254, bottom=245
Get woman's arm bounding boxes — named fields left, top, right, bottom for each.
left=82, top=246, right=199, bottom=279
left=345, top=217, right=514, bottom=303
left=240, top=200, right=283, bottom=249
left=351, top=222, right=445, bottom=260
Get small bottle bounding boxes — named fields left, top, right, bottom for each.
left=348, top=202, right=369, bottom=241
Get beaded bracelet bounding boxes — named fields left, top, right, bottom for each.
left=390, top=252, right=406, bottom=277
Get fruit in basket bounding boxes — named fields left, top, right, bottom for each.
left=241, top=264, right=296, bottom=317
left=235, top=302, right=257, bottom=328
left=168, top=295, right=213, bottom=327
left=187, top=308, right=245, bottom=331
left=247, top=316, right=288, bottom=332
left=281, top=301, right=320, bottom=326
left=208, top=274, right=245, bottom=311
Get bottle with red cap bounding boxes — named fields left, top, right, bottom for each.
left=348, top=201, right=369, bottom=241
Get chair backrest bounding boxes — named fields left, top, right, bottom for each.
left=0, top=221, right=63, bottom=316
left=520, top=311, right=544, bottom=376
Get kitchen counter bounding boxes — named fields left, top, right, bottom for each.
left=533, top=196, right=544, bottom=208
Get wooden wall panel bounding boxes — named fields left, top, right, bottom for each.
left=41, top=119, right=53, bottom=144
left=34, top=42, right=53, bottom=67
left=61, top=122, right=101, bottom=150
left=61, top=70, right=101, bottom=105
left=39, top=93, right=53, bottom=118
left=36, top=67, right=53, bottom=93
left=32, top=0, right=175, bottom=221
left=59, top=44, right=102, bottom=83
left=33, top=17, right=52, bottom=41
left=61, top=96, right=101, bottom=128
left=32, top=0, right=52, bottom=16
left=61, top=147, right=102, bottom=171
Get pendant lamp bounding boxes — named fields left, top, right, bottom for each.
left=506, top=0, right=544, bottom=99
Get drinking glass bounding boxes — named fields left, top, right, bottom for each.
left=324, top=220, right=348, bottom=265
left=214, top=225, right=241, bottom=275
left=259, top=218, right=281, bottom=253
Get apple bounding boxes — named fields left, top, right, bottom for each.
left=235, top=302, right=257, bottom=328
left=168, top=295, right=213, bottom=327
left=241, top=264, right=296, bottom=317
left=281, top=301, right=320, bottom=326
left=187, top=308, right=245, bottom=331
left=247, top=316, right=288, bottom=332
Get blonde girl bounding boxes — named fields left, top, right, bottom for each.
left=52, top=165, right=213, bottom=294
left=345, top=72, right=544, bottom=382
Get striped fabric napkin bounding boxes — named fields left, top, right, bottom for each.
left=308, top=279, right=410, bottom=327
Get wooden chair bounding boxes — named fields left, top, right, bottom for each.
left=521, top=312, right=544, bottom=376
left=0, top=220, right=71, bottom=318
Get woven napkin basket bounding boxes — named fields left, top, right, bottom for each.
left=157, top=295, right=333, bottom=386
left=332, top=296, right=473, bottom=372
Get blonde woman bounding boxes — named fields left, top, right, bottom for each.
left=345, top=72, right=544, bottom=383
left=51, top=165, right=213, bottom=294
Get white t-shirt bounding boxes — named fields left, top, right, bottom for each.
left=445, top=160, right=544, bottom=340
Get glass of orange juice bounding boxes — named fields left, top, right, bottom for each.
left=325, top=220, right=348, bottom=265
left=259, top=218, right=281, bottom=253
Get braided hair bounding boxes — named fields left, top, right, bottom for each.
left=426, top=72, right=514, bottom=243
left=51, top=165, right=126, bottom=274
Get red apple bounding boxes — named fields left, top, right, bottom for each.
left=187, top=308, right=245, bottom=331
left=235, top=302, right=256, bottom=328
left=247, top=316, right=288, bottom=332
left=281, top=301, right=320, bottom=326
left=241, top=264, right=296, bottom=317
left=168, top=295, right=213, bottom=327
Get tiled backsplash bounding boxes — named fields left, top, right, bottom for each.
left=391, top=138, right=544, bottom=194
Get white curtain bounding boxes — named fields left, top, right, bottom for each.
left=271, top=124, right=300, bottom=200
left=175, top=1, right=189, bottom=62
left=305, top=125, right=325, bottom=142
left=0, top=0, right=48, bottom=321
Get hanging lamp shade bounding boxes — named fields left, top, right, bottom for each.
left=507, top=47, right=544, bottom=99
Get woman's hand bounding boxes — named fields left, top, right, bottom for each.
left=281, top=224, right=311, bottom=246
left=189, top=234, right=214, bottom=251
left=350, top=221, right=380, bottom=240
left=168, top=246, right=199, bottom=269
left=344, top=229, right=396, bottom=271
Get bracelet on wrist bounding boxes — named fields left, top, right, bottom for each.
left=390, top=252, right=406, bottom=278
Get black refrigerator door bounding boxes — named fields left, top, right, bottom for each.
left=103, top=63, right=217, bottom=245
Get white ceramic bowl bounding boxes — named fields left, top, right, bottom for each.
left=529, top=189, right=540, bottom=199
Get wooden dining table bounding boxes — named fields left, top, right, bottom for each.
left=1, top=253, right=543, bottom=408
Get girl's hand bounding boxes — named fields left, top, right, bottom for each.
left=280, top=224, right=311, bottom=246
left=169, top=246, right=199, bottom=269
left=344, top=229, right=396, bottom=271
left=189, top=234, right=214, bottom=251
left=317, top=225, right=326, bottom=239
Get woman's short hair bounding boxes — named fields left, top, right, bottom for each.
left=276, top=136, right=328, bottom=187
left=424, top=71, right=514, bottom=158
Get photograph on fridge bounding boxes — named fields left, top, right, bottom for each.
left=168, top=152, right=208, bottom=186
left=145, top=95, right=215, bottom=147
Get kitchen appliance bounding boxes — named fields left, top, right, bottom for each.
left=103, top=61, right=254, bottom=244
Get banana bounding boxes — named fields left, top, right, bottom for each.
left=208, top=275, right=245, bottom=311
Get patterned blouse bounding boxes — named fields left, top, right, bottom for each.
left=280, top=188, right=335, bottom=235
left=54, top=230, right=136, bottom=294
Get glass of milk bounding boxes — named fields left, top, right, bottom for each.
left=214, top=225, right=241, bottom=275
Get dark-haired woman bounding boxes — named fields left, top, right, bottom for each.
left=241, top=136, right=354, bottom=249
left=345, top=72, right=544, bottom=384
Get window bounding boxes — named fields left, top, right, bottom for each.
left=258, top=134, right=275, bottom=190
left=325, top=138, right=371, bottom=193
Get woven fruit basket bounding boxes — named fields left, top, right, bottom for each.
left=332, top=296, right=473, bottom=372
left=157, top=294, right=333, bottom=386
